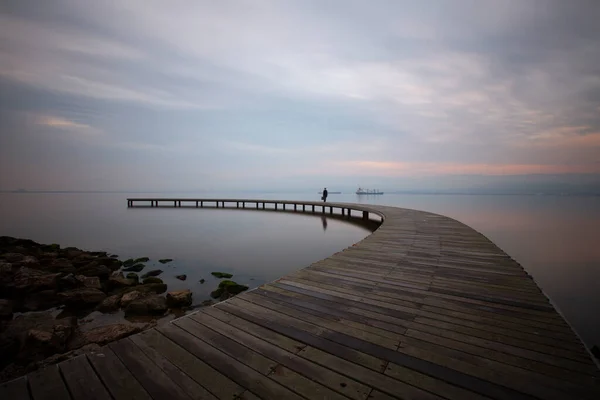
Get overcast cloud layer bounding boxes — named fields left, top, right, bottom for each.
left=1, top=0, right=599, bottom=191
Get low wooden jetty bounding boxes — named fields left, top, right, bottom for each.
left=2, top=199, right=598, bottom=399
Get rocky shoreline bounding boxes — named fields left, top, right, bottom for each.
left=0, top=236, right=211, bottom=383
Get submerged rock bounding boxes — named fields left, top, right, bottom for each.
left=122, top=263, right=145, bottom=272
left=199, top=278, right=205, bottom=284
left=142, top=277, right=163, bottom=284
left=125, top=295, right=167, bottom=316
left=122, top=258, right=135, bottom=267
left=166, top=290, right=192, bottom=307
left=141, top=269, right=163, bottom=279
left=133, top=257, right=150, bottom=264
left=158, top=258, right=173, bottom=264
left=211, top=272, right=233, bottom=279
left=126, top=272, right=139, bottom=282
left=210, top=280, right=248, bottom=300
left=175, top=274, right=187, bottom=281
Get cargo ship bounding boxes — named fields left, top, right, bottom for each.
left=356, top=187, right=383, bottom=195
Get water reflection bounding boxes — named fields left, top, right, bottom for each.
left=321, top=215, right=328, bottom=231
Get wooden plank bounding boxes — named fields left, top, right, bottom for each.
left=87, top=347, right=150, bottom=400
left=0, top=376, right=30, bottom=400
left=267, top=364, right=352, bottom=400
left=173, top=317, right=278, bottom=375
left=129, top=334, right=218, bottom=400
left=109, top=338, right=192, bottom=400
left=59, top=355, right=111, bottom=400
left=157, top=323, right=305, bottom=400
left=135, top=329, right=244, bottom=399
left=28, top=365, right=71, bottom=400
left=191, top=309, right=371, bottom=400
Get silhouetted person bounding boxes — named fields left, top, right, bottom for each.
left=321, top=215, right=328, bottom=231
left=322, top=187, right=328, bottom=202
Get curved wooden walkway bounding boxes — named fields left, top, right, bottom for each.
left=2, top=200, right=599, bottom=400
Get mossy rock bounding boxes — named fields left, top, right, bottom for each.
left=210, top=280, right=248, bottom=299
left=122, top=263, right=144, bottom=272
left=143, top=277, right=163, bottom=284
left=211, top=272, right=233, bottom=279
left=133, top=257, right=150, bottom=263
left=126, top=272, right=139, bottom=282
left=123, top=258, right=135, bottom=267
left=158, top=258, right=173, bottom=264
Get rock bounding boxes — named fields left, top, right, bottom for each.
left=50, top=258, right=76, bottom=274
left=109, top=254, right=119, bottom=258
left=142, top=277, right=163, bottom=284
left=175, top=274, right=187, bottom=281
left=122, top=258, right=135, bottom=267
left=0, top=299, right=13, bottom=319
left=89, top=251, right=108, bottom=257
left=133, top=257, right=150, bottom=263
left=68, top=324, right=144, bottom=350
left=13, top=267, right=60, bottom=293
left=211, top=272, right=233, bottom=279
left=141, top=269, right=163, bottom=279
left=122, top=263, right=144, bottom=272
left=22, top=290, right=61, bottom=312
left=210, top=280, right=248, bottom=300
left=119, top=283, right=167, bottom=296
left=199, top=278, right=205, bottom=284
left=0, top=336, right=19, bottom=369
left=75, top=275, right=102, bottom=290
left=94, top=257, right=122, bottom=270
left=58, top=273, right=78, bottom=290
left=78, top=262, right=111, bottom=278
left=58, top=288, right=106, bottom=308
left=108, top=273, right=137, bottom=289
left=71, top=254, right=97, bottom=268
left=125, top=295, right=167, bottom=316
left=126, top=272, right=139, bottom=282
left=201, top=300, right=214, bottom=307
left=96, top=294, right=122, bottom=312
left=3, top=311, right=77, bottom=364
left=2, top=253, right=24, bottom=263
left=166, top=290, right=192, bottom=307
left=591, top=345, right=600, bottom=360
left=120, top=291, right=141, bottom=307
left=158, top=258, right=173, bottom=264
left=20, top=256, right=39, bottom=266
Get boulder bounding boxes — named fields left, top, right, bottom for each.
left=13, top=267, right=60, bottom=293
left=2, top=253, right=24, bottom=263
left=141, top=269, right=163, bottom=279
left=96, top=294, right=122, bottom=312
left=0, top=299, right=13, bottom=319
left=75, top=275, right=102, bottom=290
left=118, top=283, right=167, bottom=296
left=175, top=274, right=187, bottom=281
left=68, top=324, right=145, bottom=350
left=71, top=254, right=97, bottom=268
left=58, top=273, right=78, bottom=290
left=120, top=291, right=141, bottom=308
left=210, top=280, right=248, bottom=300
left=3, top=311, right=77, bottom=364
left=108, top=273, right=137, bottom=289
left=125, top=295, right=167, bottom=316
left=22, top=290, right=61, bottom=312
left=95, top=257, right=122, bottom=270
left=50, top=258, right=76, bottom=274
left=58, top=288, right=106, bottom=308
left=143, top=277, right=163, bottom=284
left=78, top=262, right=111, bottom=278
left=20, top=256, right=39, bottom=266
left=125, top=272, right=139, bottom=282
left=122, top=263, right=144, bottom=272
left=166, top=290, right=192, bottom=307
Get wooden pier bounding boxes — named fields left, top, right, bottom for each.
left=2, top=199, right=599, bottom=399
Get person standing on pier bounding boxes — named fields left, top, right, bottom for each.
left=322, top=187, right=328, bottom=202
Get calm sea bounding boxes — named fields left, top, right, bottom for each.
left=1, top=192, right=599, bottom=348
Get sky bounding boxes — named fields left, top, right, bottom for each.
left=1, top=0, right=599, bottom=192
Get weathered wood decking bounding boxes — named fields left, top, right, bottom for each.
left=2, top=200, right=599, bottom=399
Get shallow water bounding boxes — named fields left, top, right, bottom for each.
left=1, top=191, right=599, bottom=347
